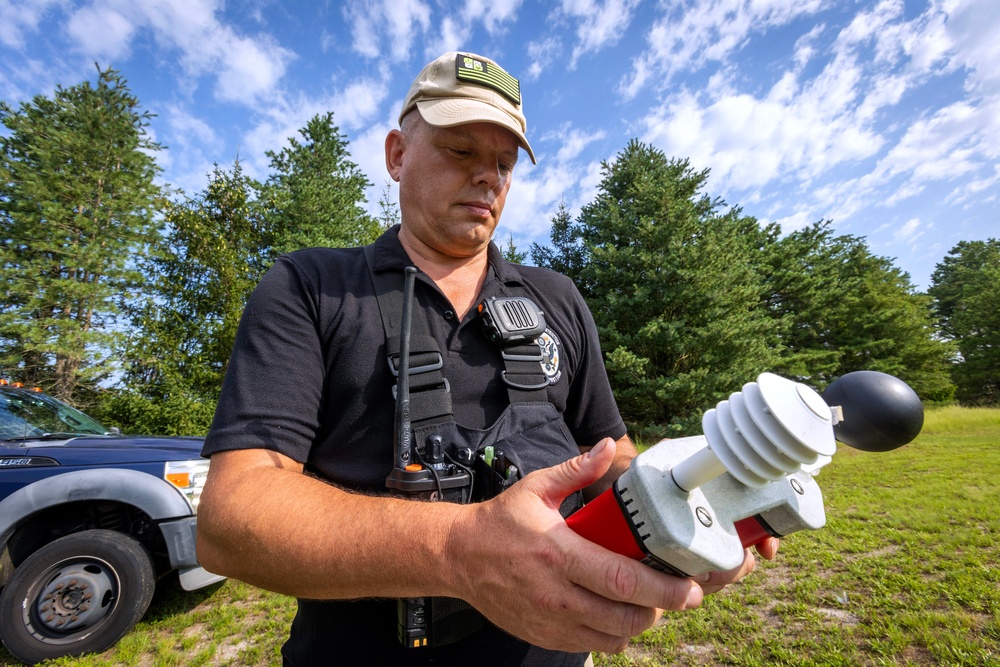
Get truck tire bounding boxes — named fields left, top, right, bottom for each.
left=0, top=529, right=155, bottom=664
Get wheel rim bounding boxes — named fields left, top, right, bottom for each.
left=23, top=556, right=120, bottom=644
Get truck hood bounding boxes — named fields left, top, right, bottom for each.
left=5, top=435, right=207, bottom=467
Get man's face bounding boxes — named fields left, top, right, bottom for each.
left=387, top=115, right=520, bottom=259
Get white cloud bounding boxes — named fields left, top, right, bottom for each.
left=353, top=114, right=397, bottom=214
left=772, top=210, right=815, bottom=233
left=525, top=37, right=561, bottom=81
left=640, top=65, right=884, bottom=194
left=427, top=16, right=469, bottom=56
left=943, top=0, right=1000, bottom=94
left=874, top=102, right=993, bottom=193
left=793, top=23, right=826, bottom=70
left=558, top=0, right=640, bottom=68
left=65, top=5, right=134, bottom=61
left=630, top=0, right=1000, bottom=252
left=240, top=75, right=390, bottom=184
left=619, top=0, right=825, bottom=100
left=343, top=0, right=432, bottom=60
left=0, top=0, right=62, bottom=49
left=894, top=217, right=921, bottom=241
left=214, top=33, right=292, bottom=103
left=502, top=161, right=576, bottom=240
left=424, top=0, right=524, bottom=58
left=61, top=0, right=294, bottom=106
left=330, top=78, right=391, bottom=131
left=946, top=164, right=1000, bottom=207
left=546, top=125, right=607, bottom=163
left=166, top=104, right=222, bottom=154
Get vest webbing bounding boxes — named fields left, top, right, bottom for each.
left=363, top=244, right=548, bottom=421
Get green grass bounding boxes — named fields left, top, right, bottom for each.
left=1, top=406, right=997, bottom=666
left=0, top=579, right=298, bottom=667
left=604, top=405, right=1000, bottom=666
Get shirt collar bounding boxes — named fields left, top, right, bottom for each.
left=371, top=224, right=526, bottom=289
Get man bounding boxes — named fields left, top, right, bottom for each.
left=196, top=52, right=776, bottom=666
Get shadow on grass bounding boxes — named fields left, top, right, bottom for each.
left=142, top=571, right=229, bottom=623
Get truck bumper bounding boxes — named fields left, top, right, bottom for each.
left=159, top=516, right=226, bottom=591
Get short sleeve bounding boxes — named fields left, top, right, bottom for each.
left=202, top=256, right=326, bottom=463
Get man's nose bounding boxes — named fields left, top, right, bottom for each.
left=471, top=155, right=503, bottom=190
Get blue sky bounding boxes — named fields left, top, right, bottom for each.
left=1, top=0, right=997, bottom=290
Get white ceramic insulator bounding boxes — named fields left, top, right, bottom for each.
left=673, top=373, right=837, bottom=490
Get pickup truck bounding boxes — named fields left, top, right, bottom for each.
left=0, top=381, right=223, bottom=664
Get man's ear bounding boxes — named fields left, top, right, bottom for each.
left=384, top=129, right=404, bottom=183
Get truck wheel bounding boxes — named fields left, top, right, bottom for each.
left=0, top=529, right=155, bottom=664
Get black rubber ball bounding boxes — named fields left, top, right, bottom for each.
left=821, top=371, right=923, bottom=452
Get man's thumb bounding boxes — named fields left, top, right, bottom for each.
left=529, top=437, right=617, bottom=507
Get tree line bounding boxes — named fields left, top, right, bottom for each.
left=1, top=68, right=996, bottom=437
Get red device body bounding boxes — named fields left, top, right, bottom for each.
left=566, top=485, right=771, bottom=570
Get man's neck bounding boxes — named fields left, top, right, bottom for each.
left=397, top=229, right=492, bottom=319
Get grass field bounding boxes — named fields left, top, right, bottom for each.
left=3, top=406, right=997, bottom=666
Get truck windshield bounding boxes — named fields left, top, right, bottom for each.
left=0, top=388, right=109, bottom=440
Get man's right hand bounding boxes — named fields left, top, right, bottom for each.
left=198, top=441, right=762, bottom=655
left=444, top=438, right=761, bottom=654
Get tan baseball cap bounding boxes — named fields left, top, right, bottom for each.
left=399, top=52, right=537, bottom=164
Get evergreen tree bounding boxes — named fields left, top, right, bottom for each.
left=0, top=67, right=163, bottom=404
left=534, top=141, right=779, bottom=434
left=104, top=161, right=269, bottom=434
left=531, top=203, right=586, bottom=282
left=929, top=239, right=1000, bottom=404
left=760, top=221, right=954, bottom=402
left=499, top=235, right=527, bottom=263
left=265, top=112, right=380, bottom=255
left=375, top=181, right=400, bottom=231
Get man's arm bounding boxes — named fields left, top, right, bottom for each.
left=196, top=448, right=465, bottom=600
left=197, top=439, right=755, bottom=654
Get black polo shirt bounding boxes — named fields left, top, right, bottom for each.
left=204, top=226, right=626, bottom=666
left=203, top=226, right=626, bottom=488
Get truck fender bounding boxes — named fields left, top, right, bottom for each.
left=0, top=468, right=192, bottom=543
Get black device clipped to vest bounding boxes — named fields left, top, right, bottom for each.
left=385, top=267, right=472, bottom=501
left=385, top=267, right=481, bottom=650
left=478, top=296, right=550, bottom=397
left=477, top=296, right=546, bottom=345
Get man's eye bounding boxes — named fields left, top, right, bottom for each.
left=448, top=147, right=472, bottom=157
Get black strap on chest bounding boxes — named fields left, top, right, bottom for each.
left=365, top=245, right=453, bottom=429
left=363, top=244, right=548, bottom=415
left=478, top=295, right=550, bottom=402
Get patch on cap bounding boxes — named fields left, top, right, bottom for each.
left=455, top=54, right=521, bottom=106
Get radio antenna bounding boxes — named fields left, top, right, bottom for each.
left=393, top=267, right=417, bottom=470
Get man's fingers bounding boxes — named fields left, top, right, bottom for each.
left=522, top=437, right=617, bottom=509
left=695, top=549, right=758, bottom=595
left=562, top=532, right=704, bottom=612
left=755, top=536, right=780, bottom=560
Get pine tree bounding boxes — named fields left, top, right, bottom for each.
left=105, top=161, right=269, bottom=434
left=265, top=112, right=380, bottom=255
left=534, top=141, right=779, bottom=434
left=761, top=222, right=955, bottom=402
left=929, top=239, right=1000, bottom=404
left=0, top=67, right=163, bottom=404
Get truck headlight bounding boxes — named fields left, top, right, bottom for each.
left=164, top=459, right=211, bottom=511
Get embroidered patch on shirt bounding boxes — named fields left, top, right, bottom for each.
left=538, top=329, right=562, bottom=385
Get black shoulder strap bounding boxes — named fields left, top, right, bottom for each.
left=488, top=287, right=550, bottom=403
left=364, top=244, right=453, bottom=427
left=364, top=245, right=548, bottom=410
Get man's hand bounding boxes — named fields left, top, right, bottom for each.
left=444, top=438, right=766, bottom=654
